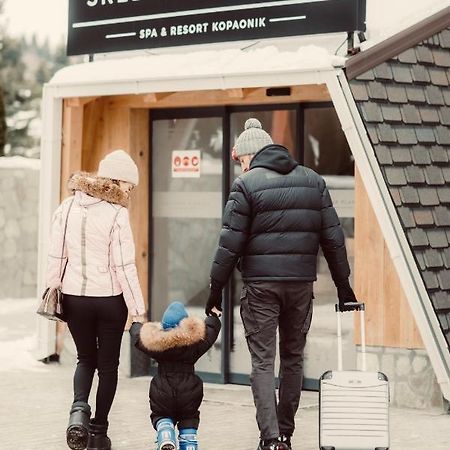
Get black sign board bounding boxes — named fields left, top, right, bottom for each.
left=67, top=0, right=366, bottom=56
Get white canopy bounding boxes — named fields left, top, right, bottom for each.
left=48, top=44, right=344, bottom=97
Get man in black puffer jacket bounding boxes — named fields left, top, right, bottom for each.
left=205, top=118, right=357, bottom=450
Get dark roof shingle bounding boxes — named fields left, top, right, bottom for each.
left=424, top=248, right=444, bottom=268
left=427, top=229, right=449, bottom=248
left=429, top=145, right=448, bottom=164
left=375, top=145, right=393, bottom=165
left=401, top=104, right=422, bottom=124
left=411, top=146, right=431, bottom=165
left=381, top=104, right=402, bottom=123
left=424, top=166, right=445, bottom=185
left=368, top=81, right=388, bottom=100
left=432, top=49, right=450, bottom=67
left=384, top=167, right=407, bottom=185
left=405, top=165, right=426, bottom=184
left=416, top=45, right=434, bottom=64
left=406, top=85, right=427, bottom=103
left=411, top=65, right=430, bottom=84
left=425, top=85, right=445, bottom=105
left=418, top=187, right=440, bottom=206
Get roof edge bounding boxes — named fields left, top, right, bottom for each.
left=346, top=6, right=450, bottom=80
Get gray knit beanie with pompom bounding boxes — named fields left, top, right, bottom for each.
left=234, top=118, right=273, bottom=157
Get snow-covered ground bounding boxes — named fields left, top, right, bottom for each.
left=0, top=155, right=40, bottom=170
left=0, top=297, right=46, bottom=372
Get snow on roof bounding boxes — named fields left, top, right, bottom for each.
left=362, top=0, right=450, bottom=51
left=50, top=45, right=345, bottom=89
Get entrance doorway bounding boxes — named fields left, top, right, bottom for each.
left=150, top=103, right=355, bottom=386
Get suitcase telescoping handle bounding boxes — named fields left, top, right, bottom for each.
left=335, top=302, right=366, bottom=372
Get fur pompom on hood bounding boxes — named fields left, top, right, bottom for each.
left=68, top=171, right=129, bottom=208
left=139, top=317, right=206, bottom=352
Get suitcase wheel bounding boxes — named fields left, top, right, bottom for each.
left=375, top=448, right=389, bottom=450
left=320, top=447, right=335, bottom=450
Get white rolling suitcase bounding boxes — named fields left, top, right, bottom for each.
left=319, top=303, right=389, bottom=450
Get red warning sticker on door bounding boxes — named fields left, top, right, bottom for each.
left=172, top=150, right=201, bottom=178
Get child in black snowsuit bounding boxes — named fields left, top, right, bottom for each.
left=130, top=301, right=221, bottom=450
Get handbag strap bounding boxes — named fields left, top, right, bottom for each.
left=58, top=198, right=75, bottom=283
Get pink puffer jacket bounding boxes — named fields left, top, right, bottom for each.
left=45, top=173, right=146, bottom=316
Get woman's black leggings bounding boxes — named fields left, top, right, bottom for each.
left=64, top=294, right=128, bottom=424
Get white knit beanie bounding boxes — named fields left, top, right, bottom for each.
left=234, top=118, right=273, bottom=157
left=97, top=149, right=139, bottom=185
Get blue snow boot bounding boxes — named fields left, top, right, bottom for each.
left=156, top=418, right=177, bottom=450
left=179, top=428, right=198, bottom=450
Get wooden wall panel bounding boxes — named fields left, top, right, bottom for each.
left=128, top=109, right=150, bottom=310
left=354, top=168, right=423, bottom=348
left=82, top=99, right=106, bottom=172
left=61, top=102, right=83, bottom=199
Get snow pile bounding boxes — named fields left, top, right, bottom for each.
left=51, top=44, right=345, bottom=87
left=0, top=298, right=46, bottom=373
left=0, top=155, right=41, bottom=170
left=0, top=335, right=46, bottom=373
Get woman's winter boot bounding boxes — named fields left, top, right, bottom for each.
left=87, top=419, right=111, bottom=450
left=66, top=401, right=91, bottom=450
left=156, top=418, right=177, bottom=450
left=179, top=428, right=198, bottom=450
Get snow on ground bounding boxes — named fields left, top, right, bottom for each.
left=0, top=335, right=46, bottom=372
left=0, top=297, right=47, bottom=373
left=0, top=156, right=40, bottom=170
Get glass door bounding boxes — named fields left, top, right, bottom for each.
left=151, top=109, right=224, bottom=378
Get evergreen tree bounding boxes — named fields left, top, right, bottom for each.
left=0, top=85, right=5, bottom=156
left=0, top=0, right=6, bottom=156
left=0, top=1, right=77, bottom=157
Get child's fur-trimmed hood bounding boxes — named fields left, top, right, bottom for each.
left=68, top=171, right=129, bottom=208
left=139, top=317, right=206, bottom=352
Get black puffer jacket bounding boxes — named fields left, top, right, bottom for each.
left=210, top=144, right=350, bottom=286
left=130, top=316, right=221, bottom=429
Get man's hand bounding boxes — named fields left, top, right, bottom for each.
left=205, top=280, right=223, bottom=317
left=336, top=279, right=357, bottom=307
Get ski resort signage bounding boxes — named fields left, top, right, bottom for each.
left=67, top=0, right=366, bottom=56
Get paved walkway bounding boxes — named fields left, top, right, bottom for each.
left=1, top=298, right=450, bottom=449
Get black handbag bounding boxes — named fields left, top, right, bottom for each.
left=37, top=199, right=74, bottom=322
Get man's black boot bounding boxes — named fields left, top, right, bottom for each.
left=257, top=438, right=289, bottom=450
left=87, top=419, right=111, bottom=450
left=66, top=401, right=91, bottom=450
left=279, top=434, right=292, bottom=450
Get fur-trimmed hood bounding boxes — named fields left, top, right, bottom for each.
left=139, top=317, right=206, bottom=352
left=68, top=171, right=129, bottom=208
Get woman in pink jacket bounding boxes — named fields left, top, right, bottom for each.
left=45, top=150, right=146, bottom=450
